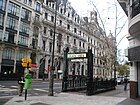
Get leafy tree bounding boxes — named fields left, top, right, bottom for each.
left=116, top=64, right=130, bottom=76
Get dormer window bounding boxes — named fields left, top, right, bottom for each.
left=75, top=17, right=76, bottom=22
left=46, top=1, right=48, bottom=5
left=68, top=13, right=70, bottom=17
left=67, top=24, right=70, bottom=30
left=79, top=41, right=81, bottom=47
left=59, top=20, right=62, bottom=25
left=60, top=8, right=63, bottom=14
left=36, top=2, right=40, bottom=12
left=74, top=39, right=76, bottom=45
left=51, top=16, right=54, bottom=22
left=45, top=13, right=48, bottom=19
left=29, top=0, right=32, bottom=6
left=74, top=28, right=77, bottom=33
left=52, top=3, right=54, bottom=9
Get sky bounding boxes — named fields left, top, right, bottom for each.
left=68, top=0, right=129, bottom=55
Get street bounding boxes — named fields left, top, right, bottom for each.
left=0, top=80, right=129, bottom=105
left=0, top=80, right=62, bottom=98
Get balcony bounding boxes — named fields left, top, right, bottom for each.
left=129, top=13, right=140, bottom=37
left=129, top=1, right=140, bottom=37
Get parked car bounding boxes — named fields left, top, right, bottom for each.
left=117, top=77, right=124, bottom=85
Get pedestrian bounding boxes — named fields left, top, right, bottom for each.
left=124, top=76, right=128, bottom=91
left=18, top=76, right=25, bottom=96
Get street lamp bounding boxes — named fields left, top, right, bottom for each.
left=48, top=0, right=58, bottom=96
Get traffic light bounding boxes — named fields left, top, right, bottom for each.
left=22, top=58, right=32, bottom=68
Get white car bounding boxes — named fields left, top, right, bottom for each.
left=117, top=77, right=124, bottom=84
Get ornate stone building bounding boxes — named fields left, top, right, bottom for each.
left=0, top=0, right=41, bottom=76
left=0, top=0, right=115, bottom=80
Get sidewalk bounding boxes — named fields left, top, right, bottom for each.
left=4, top=93, right=126, bottom=105
left=3, top=84, right=140, bottom=105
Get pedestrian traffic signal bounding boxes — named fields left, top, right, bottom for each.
left=22, top=58, right=27, bottom=63
left=22, top=58, right=32, bottom=68
left=22, top=63, right=27, bottom=67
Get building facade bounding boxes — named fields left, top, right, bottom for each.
left=118, top=0, right=140, bottom=99
left=0, top=0, right=41, bottom=77
left=0, top=0, right=115, bottom=80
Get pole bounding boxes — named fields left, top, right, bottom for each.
left=62, top=47, right=69, bottom=92
left=25, top=89, right=27, bottom=100
left=48, top=0, right=57, bottom=96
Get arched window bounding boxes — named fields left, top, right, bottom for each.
left=2, top=48, right=15, bottom=60
left=16, top=50, right=26, bottom=60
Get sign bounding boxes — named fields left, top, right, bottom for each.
left=22, top=58, right=32, bottom=67
left=128, top=46, right=140, bottom=61
left=71, top=59, right=85, bottom=62
left=67, top=53, right=87, bottom=59
left=24, top=73, right=32, bottom=89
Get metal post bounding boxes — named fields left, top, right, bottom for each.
left=62, top=47, right=69, bottom=92
left=86, top=49, right=94, bottom=95
left=25, top=89, right=27, bottom=100
left=114, top=47, right=117, bottom=86
left=48, top=0, right=58, bottom=96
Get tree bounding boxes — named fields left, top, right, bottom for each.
left=116, top=64, right=130, bottom=76
left=88, top=0, right=128, bottom=78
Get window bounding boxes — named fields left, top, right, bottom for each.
left=94, top=40, right=95, bottom=45
left=35, top=14, right=40, bottom=21
left=74, top=39, right=76, bottom=45
left=21, top=8, right=31, bottom=21
left=8, top=32, right=15, bottom=43
left=67, top=24, right=70, bottom=30
left=57, top=44, right=61, bottom=53
left=0, top=13, right=4, bottom=26
left=45, top=13, right=48, bottom=19
left=28, top=0, right=32, bottom=6
left=83, top=43, right=85, bottom=48
left=22, top=0, right=27, bottom=4
left=79, top=41, right=81, bottom=47
left=43, top=40, right=46, bottom=51
left=57, top=34, right=62, bottom=42
left=20, top=21, right=30, bottom=34
left=59, top=20, right=62, bottom=25
left=60, top=8, right=63, bottom=14
left=49, top=42, right=52, bottom=53
left=4, top=31, right=15, bottom=43
left=79, top=31, right=81, bottom=35
left=33, top=26, right=39, bottom=36
left=0, top=0, right=6, bottom=11
left=36, top=2, right=40, bottom=12
left=67, top=36, right=69, bottom=43
left=51, top=16, right=54, bottom=22
left=88, top=37, right=90, bottom=42
left=44, top=27, right=46, bottom=34
left=18, top=35, right=28, bottom=46
left=32, top=38, right=37, bottom=49
left=2, top=48, right=15, bottom=60
left=0, top=29, right=3, bottom=40
left=75, top=17, right=76, bottom=22
left=68, top=13, right=70, bottom=17
left=74, top=28, right=77, bottom=33
left=6, top=16, right=18, bottom=30
left=16, top=50, right=26, bottom=60
left=46, top=1, right=48, bottom=5
left=8, top=2, right=20, bottom=16
left=50, top=29, right=53, bottom=36
left=52, top=3, right=54, bottom=9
